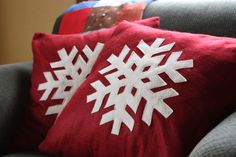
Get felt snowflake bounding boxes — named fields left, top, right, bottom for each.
left=38, top=43, right=104, bottom=116
left=87, top=38, right=193, bottom=135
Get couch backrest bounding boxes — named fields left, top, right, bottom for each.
left=143, top=0, right=236, bottom=37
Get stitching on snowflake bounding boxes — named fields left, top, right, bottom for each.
left=87, top=38, right=193, bottom=135
left=38, top=43, right=104, bottom=116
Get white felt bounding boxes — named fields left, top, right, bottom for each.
left=87, top=38, right=193, bottom=135
left=38, top=43, right=104, bottom=116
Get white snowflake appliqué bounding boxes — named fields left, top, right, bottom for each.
left=38, top=43, right=104, bottom=116
left=87, top=38, right=193, bottom=135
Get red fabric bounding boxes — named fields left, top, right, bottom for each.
left=40, top=21, right=236, bottom=157
left=10, top=18, right=160, bottom=152
left=59, top=8, right=91, bottom=34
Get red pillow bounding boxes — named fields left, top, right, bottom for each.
left=40, top=21, right=236, bottom=157
left=10, top=18, right=160, bottom=151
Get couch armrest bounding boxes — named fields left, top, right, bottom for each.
left=0, top=62, right=32, bottom=154
left=189, top=111, right=236, bottom=157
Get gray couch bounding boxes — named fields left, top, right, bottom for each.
left=0, top=0, right=236, bottom=156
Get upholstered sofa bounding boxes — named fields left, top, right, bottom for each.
left=0, top=0, right=235, bottom=156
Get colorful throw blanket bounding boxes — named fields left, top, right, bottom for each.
left=65, top=1, right=98, bottom=13
left=94, top=0, right=153, bottom=7
left=53, top=1, right=152, bottom=34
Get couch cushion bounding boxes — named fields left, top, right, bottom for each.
left=189, top=111, right=236, bottom=157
